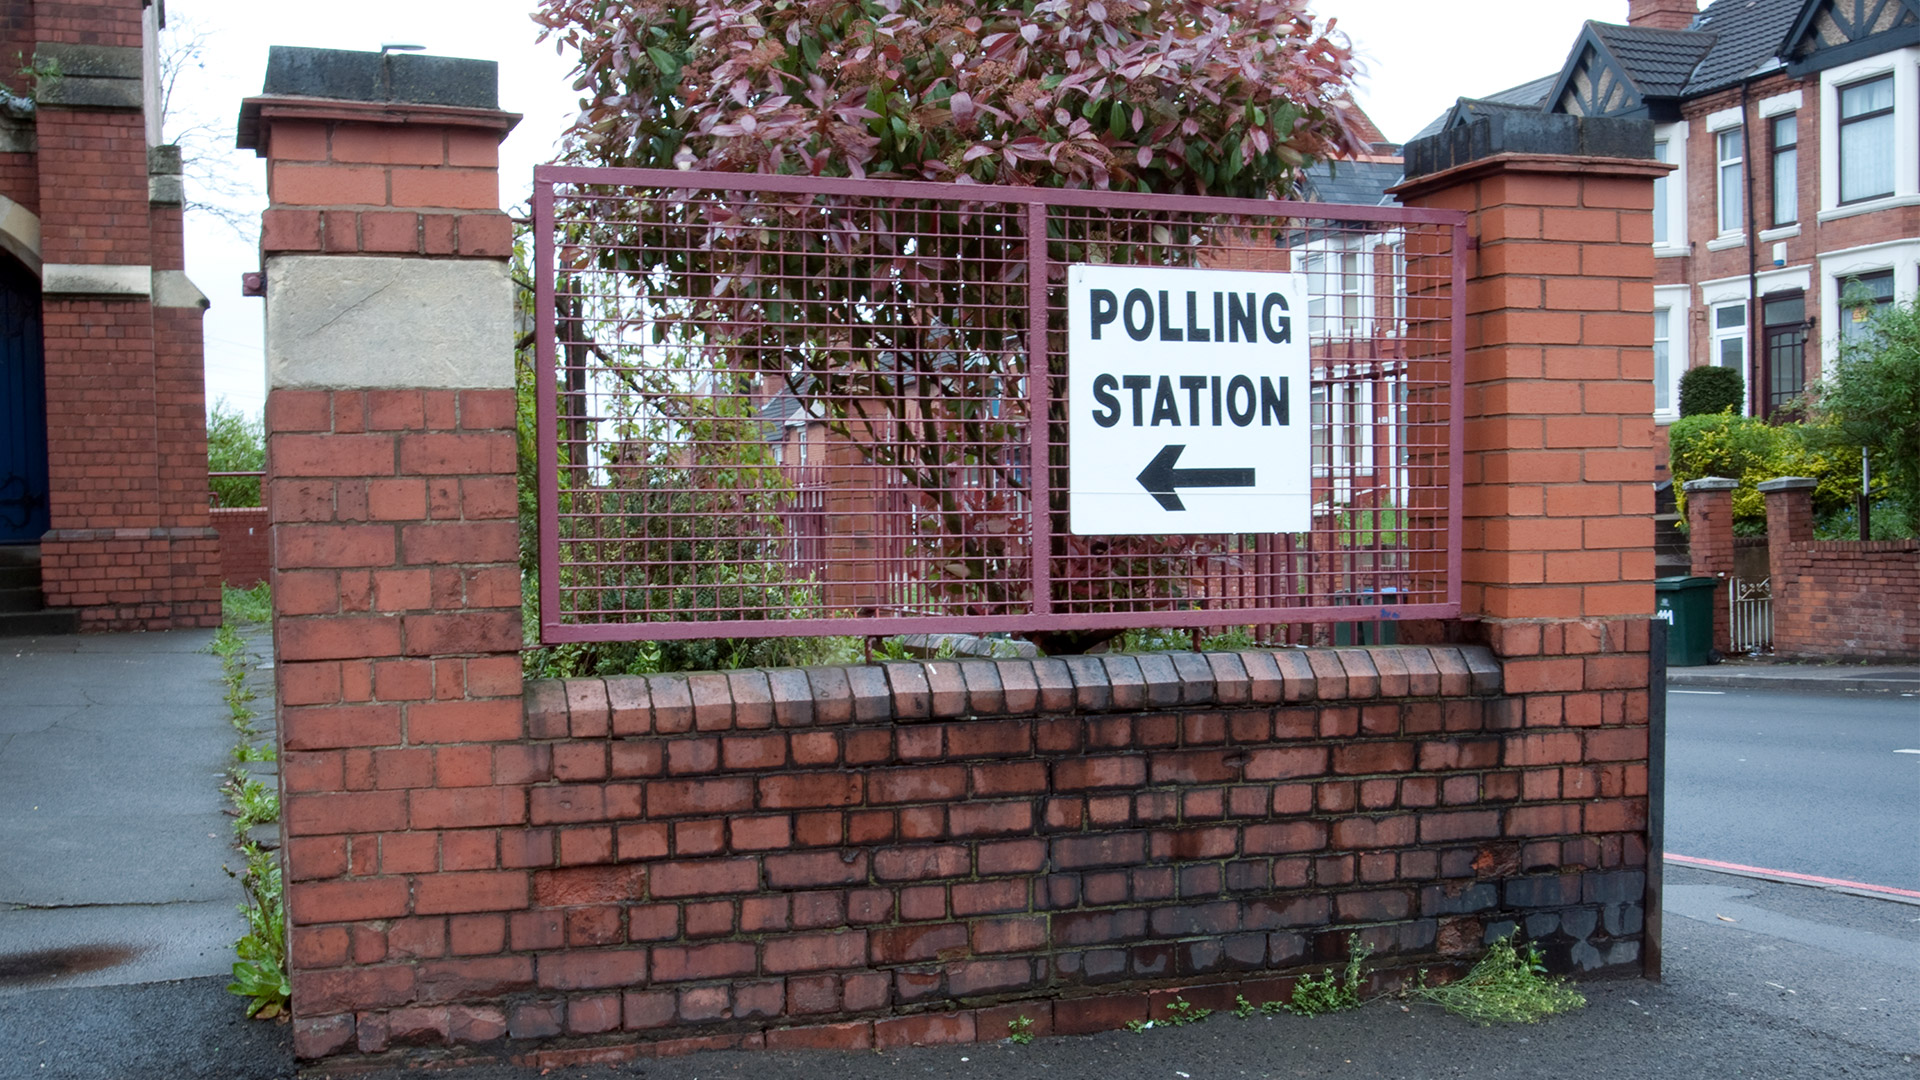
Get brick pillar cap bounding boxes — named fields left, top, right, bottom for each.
left=1757, top=477, right=1818, bottom=493
left=1683, top=477, right=1738, bottom=492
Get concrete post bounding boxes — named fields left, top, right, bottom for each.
left=238, top=46, right=523, bottom=1059
left=1683, top=477, right=1738, bottom=653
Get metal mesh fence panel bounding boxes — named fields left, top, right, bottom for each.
left=535, top=168, right=1464, bottom=643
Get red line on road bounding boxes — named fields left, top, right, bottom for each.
left=1666, top=853, right=1920, bottom=899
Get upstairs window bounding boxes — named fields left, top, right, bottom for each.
left=1717, top=128, right=1744, bottom=234
left=1653, top=140, right=1670, bottom=244
left=1770, top=114, right=1798, bottom=226
left=1838, top=75, right=1894, bottom=204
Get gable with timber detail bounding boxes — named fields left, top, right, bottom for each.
left=1555, top=42, right=1646, bottom=118
left=1786, top=0, right=1920, bottom=72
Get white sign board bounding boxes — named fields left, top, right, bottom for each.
left=1067, top=264, right=1312, bottom=535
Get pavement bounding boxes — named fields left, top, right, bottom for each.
left=1666, top=659, right=1920, bottom=694
left=0, top=630, right=1914, bottom=1080
left=0, top=629, right=250, bottom=993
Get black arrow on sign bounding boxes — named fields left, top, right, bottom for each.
left=1135, top=444, right=1257, bottom=512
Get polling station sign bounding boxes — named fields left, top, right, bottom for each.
left=1067, top=264, right=1312, bottom=535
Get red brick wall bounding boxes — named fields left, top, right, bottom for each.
left=213, top=506, right=270, bottom=587
left=1771, top=542, right=1920, bottom=660
left=285, top=645, right=1649, bottom=1066
left=1763, top=484, right=1919, bottom=660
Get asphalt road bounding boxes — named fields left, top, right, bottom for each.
left=1664, top=687, right=1920, bottom=892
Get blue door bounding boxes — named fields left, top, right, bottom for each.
left=0, top=256, right=48, bottom=544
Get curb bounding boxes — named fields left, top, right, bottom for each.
left=1666, top=672, right=1920, bottom=693
left=1665, top=855, right=1920, bottom=907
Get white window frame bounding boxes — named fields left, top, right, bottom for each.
left=1769, top=112, right=1799, bottom=228
left=1652, top=285, right=1689, bottom=422
left=1817, top=239, right=1920, bottom=357
left=1709, top=300, right=1748, bottom=413
left=1715, top=126, right=1745, bottom=237
left=1652, top=122, right=1689, bottom=255
left=1818, top=47, right=1920, bottom=220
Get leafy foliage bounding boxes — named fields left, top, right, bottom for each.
left=1677, top=365, right=1743, bottom=418
left=1408, top=933, right=1584, bottom=1025
left=1668, top=414, right=1863, bottom=534
left=207, top=398, right=264, bottom=508
left=1814, top=296, right=1920, bottom=536
left=1284, top=934, right=1371, bottom=1016
left=221, top=581, right=272, bottom=625
left=225, top=843, right=288, bottom=1019
left=535, top=0, right=1363, bottom=193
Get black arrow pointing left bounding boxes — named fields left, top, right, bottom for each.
left=1135, top=444, right=1257, bottom=512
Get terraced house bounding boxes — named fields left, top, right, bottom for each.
left=1417, top=0, right=1920, bottom=473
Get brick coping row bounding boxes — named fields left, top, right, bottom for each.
left=527, top=646, right=1508, bottom=737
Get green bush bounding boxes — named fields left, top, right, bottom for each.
left=1815, top=295, right=1920, bottom=536
left=207, top=398, right=264, bottom=508
left=1677, top=365, right=1744, bottom=418
left=1668, top=413, right=1861, bottom=531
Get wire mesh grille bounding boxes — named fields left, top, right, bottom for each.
left=535, top=168, right=1463, bottom=643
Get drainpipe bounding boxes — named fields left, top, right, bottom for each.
left=1741, top=81, right=1759, bottom=418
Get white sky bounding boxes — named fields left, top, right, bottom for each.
left=171, top=0, right=1632, bottom=418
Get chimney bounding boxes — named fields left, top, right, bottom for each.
left=1628, top=0, right=1699, bottom=30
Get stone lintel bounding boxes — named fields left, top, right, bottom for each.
left=42, top=262, right=151, bottom=297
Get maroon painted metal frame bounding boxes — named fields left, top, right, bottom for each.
left=534, top=166, right=1467, bottom=644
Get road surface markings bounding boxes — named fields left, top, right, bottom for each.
left=1895, top=749, right=1920, bottom=755
left=1671, top=689, right=1726, bottom=695
left=1667, top=853, right=1920, bottom=900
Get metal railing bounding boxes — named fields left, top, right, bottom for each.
left=1729, top=576, right=1772, bottom=654
left=534, top=167, right=1465, bottom=643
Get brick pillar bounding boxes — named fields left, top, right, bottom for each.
left=32, top=2, right=220, bottom=629
left=1760, top=476, right=1816, bottom=643
left=1683, top=476, right=1737, bottom=653
left=1395, top=137, right=1663, bottom=636
left=238, top=46, right=523, bottom=1059
left=1760, top=477, right=1816, bottom=551
left=1393, top=119, right=1663, bottom=906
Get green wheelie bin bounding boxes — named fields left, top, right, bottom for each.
left=1654, top=575, right=1717, bottom=666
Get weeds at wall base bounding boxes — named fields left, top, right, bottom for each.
left=212, top=583, right=288, bottom=1020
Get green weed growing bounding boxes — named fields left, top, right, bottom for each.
left=1284, top=935, right=1372, bottom=1016
left=1407, top=933, right=1586, bottom=1025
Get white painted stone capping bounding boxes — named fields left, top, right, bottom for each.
left=264, top=254, right=513, bottom=391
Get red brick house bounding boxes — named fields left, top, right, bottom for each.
left=0, top=0, right=218, bottom=633
left=1415, top=0, right=1920, bottom=475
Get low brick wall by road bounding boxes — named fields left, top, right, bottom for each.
left=286, top=641, right=1650, bottom=1067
